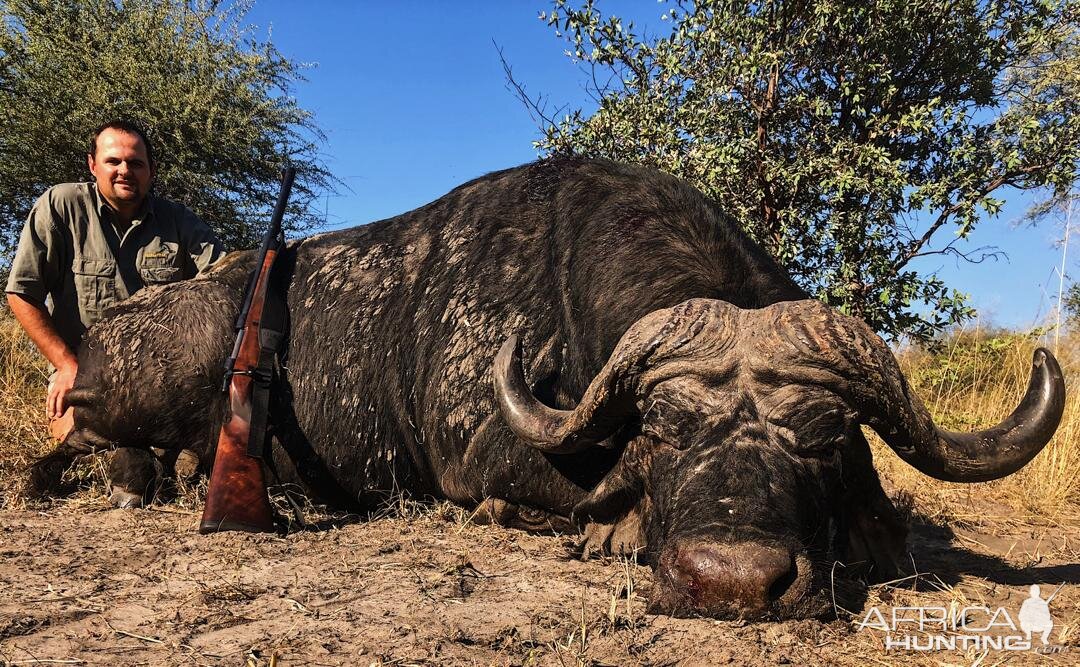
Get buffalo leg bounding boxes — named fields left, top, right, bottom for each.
left=442, top=413, right=601, bottom=515
left=109, top=447, right=202, bottom=508
left=107, top=447, right=164, bottom=508
left=470, top=497, right=574, bottom=534
left=26, top=448, right=78, bottom=498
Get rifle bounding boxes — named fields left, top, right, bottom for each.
left=199, top=167, right=296, bottom=534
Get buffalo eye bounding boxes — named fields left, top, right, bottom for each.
left=764, top=396, right=856, bottom=456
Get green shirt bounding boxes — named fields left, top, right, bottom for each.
left=5, top=182, right=224, bottom=351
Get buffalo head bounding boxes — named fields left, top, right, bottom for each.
left=494, top=298, right=1064, bottom=619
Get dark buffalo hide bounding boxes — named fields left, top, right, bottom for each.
left=31, top=157, right=1064, bottom=620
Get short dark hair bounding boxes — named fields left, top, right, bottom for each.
left=89, top=120, right=155, bottom=166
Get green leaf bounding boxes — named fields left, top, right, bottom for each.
left=531, top=0, right=1080, bottom=345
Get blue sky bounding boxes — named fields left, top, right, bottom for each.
left=244, top=1, right=1068, bottom=332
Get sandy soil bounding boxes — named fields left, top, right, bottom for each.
left=1, top=494, right=1078, bottom=666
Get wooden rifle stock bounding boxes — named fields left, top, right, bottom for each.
left=200, top=168, right=295, bottom=534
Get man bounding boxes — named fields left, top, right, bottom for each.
left=6, top=120, right=224, bottom=439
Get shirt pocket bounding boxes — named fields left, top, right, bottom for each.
left=72, top=257, right=117, bottom=319
left=139, top=252, right=183, bottom=284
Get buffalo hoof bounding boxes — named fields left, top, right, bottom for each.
left=107, top=448, right=163, bottom=508
left=109, top=487, right=145, bottom=509
left=579, top=509, right=645, bottom=560
left=173, top=448, right=201, bottom=480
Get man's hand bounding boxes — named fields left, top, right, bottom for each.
left=6, top=293, right=80, bottom=420
left=48, top=359, right=78, bottom=419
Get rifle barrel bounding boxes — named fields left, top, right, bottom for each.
left=235, top=167, right=297, bottom=330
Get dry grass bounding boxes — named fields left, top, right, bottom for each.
left=0, top=310, right=52, bottom=508
left=1, top=307, right=1078, bottom=526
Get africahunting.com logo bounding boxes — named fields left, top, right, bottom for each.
left=857, top=584, right=1068, bottom=654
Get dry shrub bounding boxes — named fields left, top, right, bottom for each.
left=0, top=308, right=52, bottom=507
left=870, top=325, right=1080, bottom=523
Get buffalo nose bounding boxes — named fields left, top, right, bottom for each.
left=654, top=541, right=797, bottom=618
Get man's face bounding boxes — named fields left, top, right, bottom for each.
left=87, top=128, right=154, bottom=212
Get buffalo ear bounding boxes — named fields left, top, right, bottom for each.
left=837, top=431, right=909, bottom=581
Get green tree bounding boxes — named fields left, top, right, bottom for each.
left=528, top=0, right=1080, bottom=342
left=0, top=0, right=331, bottom=260
left=1063, top=281, right=1080, bottom=323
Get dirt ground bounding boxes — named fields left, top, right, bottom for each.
left=0, top=491, right=1078, bottom=667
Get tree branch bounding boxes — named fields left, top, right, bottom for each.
left=892, top=161, right=1051, bottom=274
left=496, top=41, right=562, bottom=132
left=757, top=60, right=781, bottom=248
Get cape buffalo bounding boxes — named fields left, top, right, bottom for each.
left=29, top=157, right=1064, bottom=620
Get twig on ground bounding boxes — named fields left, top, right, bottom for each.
left=146, top=505, right=198, bottom=516
left=105, top=619, right=164, bottom=644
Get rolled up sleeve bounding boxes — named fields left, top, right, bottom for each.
left=5, top=195, right=62, bottom=307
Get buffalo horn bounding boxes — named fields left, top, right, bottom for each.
left=872, top=347, right=1065, bottom=482
left=493, top=335, right=631, bottom=453
left=493, top=300, right=727, bottom=454
left=63, top=388, right=98, bottom=407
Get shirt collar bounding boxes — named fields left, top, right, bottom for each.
left=93, top=183, right=155, bottom=224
